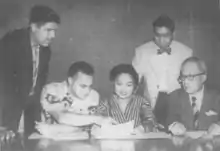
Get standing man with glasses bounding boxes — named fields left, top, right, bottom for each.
left=132, top=15, right=192, bottom=127
left=0, top=5, right=60, bottom=138
left=167, top=57, right=220, bottom=136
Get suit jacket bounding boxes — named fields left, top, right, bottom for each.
left=0, top=28, right=51, bottom=131
left=166, top=87, right=220, bottom=130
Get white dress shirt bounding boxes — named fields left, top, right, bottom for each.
left=132, top=40, right=192, bottom=108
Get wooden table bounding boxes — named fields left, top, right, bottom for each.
left=3, top=135, right=220, bottom=151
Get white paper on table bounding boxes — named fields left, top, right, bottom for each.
left=29, top=132, right=89, bottom=140
left=94, top=132, right=171, bottom=139
left=185, top=131, right=207, bottom=139
left=92, top=120, right=134, bottom=138
left=92, top=119, right=171, bottom=139
left=101, top=120, right=134, bottom=135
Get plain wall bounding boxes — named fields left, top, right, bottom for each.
left=1, top=0, right=220, bottom=98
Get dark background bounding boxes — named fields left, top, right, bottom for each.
left=1, top=0, right=220, bottom=98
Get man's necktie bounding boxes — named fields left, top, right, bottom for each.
left=191, top=96, right=199, bottom=130
left=30, top=45, right=40, bottom=95
left=157, top=47, right=171, bottom=55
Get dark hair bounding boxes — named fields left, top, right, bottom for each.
left=152, top=15, right=175, bottom=33
left=29, top=5, right=60, bottom=25
left=68, top=61, right=94, bottom=78
left=110, top=64, right=139, bottom=86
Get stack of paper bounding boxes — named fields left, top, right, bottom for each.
left=91, top=121, right=171, bottom=139
left=94, top=132, right=171, bottom=139
left=91, top=121, right=134, bottom=138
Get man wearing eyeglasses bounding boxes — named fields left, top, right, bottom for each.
left=167, top=57, right=220, bottom=136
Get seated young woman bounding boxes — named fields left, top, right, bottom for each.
left=95, top=64, right=157, bottom=133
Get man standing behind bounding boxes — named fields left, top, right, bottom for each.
left=0, top=5, right=60, bottom=136
left=132, top=15, right=192, bottom=126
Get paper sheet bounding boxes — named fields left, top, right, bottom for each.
left=29, top=132, right=89, bottom=140
left=94, top=132, right=171, bottom=139
left=185, top=131, right=207, bottom=139
left=100, top=120, right=134, bottom=136
left=92, top=120, right=172, bottom=139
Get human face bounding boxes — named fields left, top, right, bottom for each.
left=114, top=73, right=135, bottom=99
left=68, top=72, right=93, bottom=100
left=180, top=62, right=206, bottom=94
left=31, top=22, right=58, bottom=47
left=154, top=26, right=173, bottom=49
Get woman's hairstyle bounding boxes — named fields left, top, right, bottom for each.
left=109, top=64, right=139, bottom=86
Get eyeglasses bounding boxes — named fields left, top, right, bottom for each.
left=178, top=72, right=206, bottom=82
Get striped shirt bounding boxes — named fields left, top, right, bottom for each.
left=96, top=95, right=155, bottom=128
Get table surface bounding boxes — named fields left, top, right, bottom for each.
left=3, top=135, right=220, bottom=151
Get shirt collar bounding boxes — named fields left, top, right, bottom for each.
left=30, top=33, right=40, bottom=50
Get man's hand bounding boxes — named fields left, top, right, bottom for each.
left=169, top=122, right=186, bottom=136
left=35, top=122, right=80, bottom=136
left=0, top=129, right=15, bottom=144
left=207, top=123, right=220, bottom=136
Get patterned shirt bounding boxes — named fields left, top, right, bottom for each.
left=96, top=95, right=154, bottom=128
left=40, top=81, right=100, bottom=124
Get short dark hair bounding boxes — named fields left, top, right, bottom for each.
left=29, top=5, right=60, bottom=25
left=110, top=64, right=139, bottom=86
left=153, top=15, right=175, bottom=33
left=68, top=61, right=94, bottom=78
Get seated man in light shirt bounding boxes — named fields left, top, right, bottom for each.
left=167, top=57, right=220, bottom=136
left=37, top=61, right=115, bottom=134
left=132, top=15, right=192, bottom=126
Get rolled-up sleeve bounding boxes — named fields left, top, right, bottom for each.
left=94, top=100, right=109, bottom=116
left=40, top=85, right=66, bottom=114
left=132, top=48, right=145, bottom=82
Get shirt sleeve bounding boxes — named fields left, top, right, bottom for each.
left=40, top=84, right=66, bottom=113
left=94, top=99, right=109, bottom=116
left=132, top=47, right=145, bottom=82
left=132, top=46, right=159, bottom=105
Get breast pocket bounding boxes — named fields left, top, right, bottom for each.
left=200, top=110, right=219, bottom=129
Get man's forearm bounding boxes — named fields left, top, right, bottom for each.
left=56, top=112, right=100, bottom=126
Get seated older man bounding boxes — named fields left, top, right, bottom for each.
left=36, top=61, right=115, bottom=135
left=167, top=56, right=220, bottom=136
